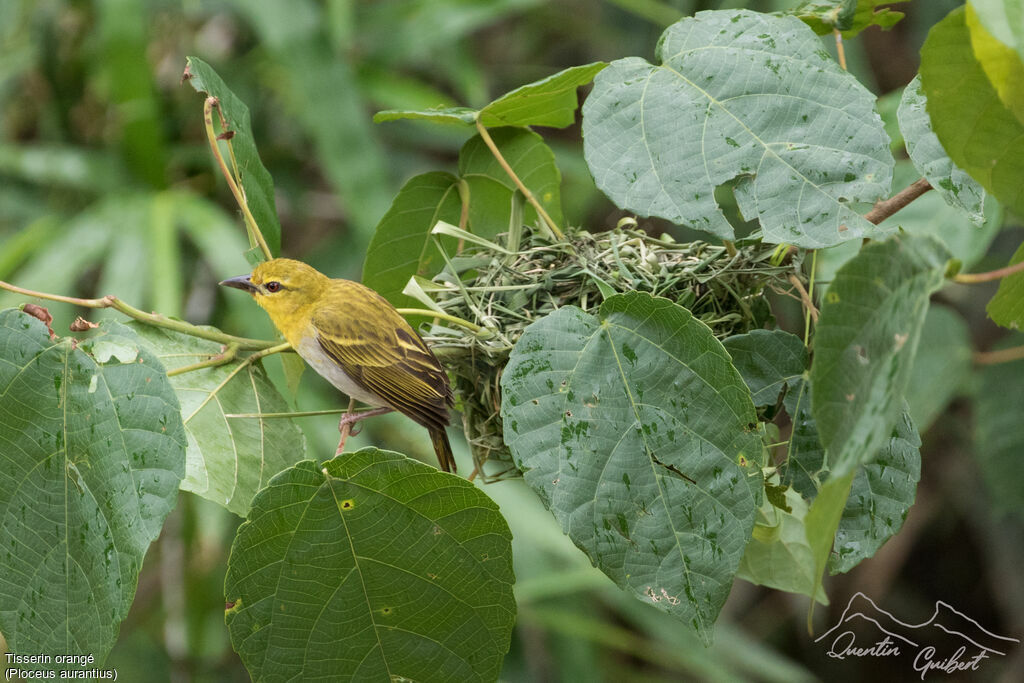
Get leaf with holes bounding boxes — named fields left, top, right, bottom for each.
left=131, top=325, right=306, bottom=516
left=830, top=409, right=920, bottom=573
left=501, top=292, right=762, bottom=642
left=811, top=234, right=949, bottom=479
left=898, top=75, right=986, bottom=225
left=582, top=9, right=892, bottom=247
left=724, top=329, right=807, bottom=409
left=0, top=311, right=184, bottom=666
left=224, top=450, right=515, bottom=682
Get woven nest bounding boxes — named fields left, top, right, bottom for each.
left=416, top=226, right=804, bottom=481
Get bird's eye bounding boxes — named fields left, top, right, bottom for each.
left=265, top=281, right=282, bottom=293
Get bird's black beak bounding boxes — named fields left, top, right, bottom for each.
left=219, top=274, right=257, bottom=294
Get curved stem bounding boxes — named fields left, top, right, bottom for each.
left=474, top=119, right=566, bottom=241
left=954, top=259, right=1024, bottom=284
left=974, top=345, right=1024, bottom=365
left=0, top=279, right=276, bottom=350
left=204, top=97, right=273, bottom=261
left=167, top=343, right=240, bottom=377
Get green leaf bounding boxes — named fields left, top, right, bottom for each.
left=479, top=62, right=608, bottom=128
left=986, top=241, right=1024, bottom=330
left=920, top=7, right=1024, bottom=216
left=737, top=483, right=827, bottom=604
left=723, top=329, right=807, bottom=409
left=581, top=10, right=893, bottom=248
left=898, top=75, right=986, bottom=226
left=362, top=172, right=463, bottom=310
left=830, top=410, right=920, bottom=574
left=974, top=343, right=1024, bottom=517
left=131, top=325, right=306, bottom=517
left=782, top=380, right=826, bottom=501
left=501, top=292, right=762, bottom=642
left=184, top=56, right=282, bottom=257
left=804, top=470, right=854, bottom=610
left=905, top=305, right=972, bottom=430
left=374, top=63, right=607, bottom=129
left=811, top=234, right=950, bottom=479
left=970, top=0, right=1024, bottom=63
left=459, top=127, right=563, bottom=239
left=224, top=450, right=515, bottom=682
left=788, top=1, right=906, bottom=38
left=0, top=312, right=185, bottom=663
left=967, top=3, right=1024, bottom=123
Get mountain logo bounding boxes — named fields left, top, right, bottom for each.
left=816, top=592, right=1019, bottom=679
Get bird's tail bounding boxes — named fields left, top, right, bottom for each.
left=429, top=427, right=457, bottom=473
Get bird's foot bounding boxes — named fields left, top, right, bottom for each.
left=335, top=406, right=393, bottom=455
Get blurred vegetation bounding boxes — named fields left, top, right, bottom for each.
left=1, top=0, right=1021, bottom=681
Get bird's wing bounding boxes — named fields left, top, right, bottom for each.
left=312, top=283, right=452, bottom=430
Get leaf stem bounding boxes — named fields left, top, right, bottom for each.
left=974, top=345, right=1024, bottom=365
left=204, top=97, right=273, bottom=261
left=864, top=178, right=933, bottom=225
left=0, top=280, right=276, bottom=350
left=225, top=408, right=349, bottom=419
left=166, top=343, right=240, bottom=377
left=474, top=119, right=566, bottom=241
left=953, top=259, right=1024, bottom=284
left=833, top=29, right=847, bottom=71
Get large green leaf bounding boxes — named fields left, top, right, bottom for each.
left=975, top=346, right=1024, bottom=518
left=184, top=56, right=282, bottom=258
left=920, top=7, right=1024, bottom=216
left=224, top=450, right=515, bottom=682
left=737, top=483, right=827, bottom=604
left=459, top=127, right=563, bottom=239
left=898, top=75, right=986, bottom=226
left=811, top=234, right=949, bottom=479
left=361, top=172, right=463, bottom=310
left=374, top=63, right=606, bottom=129
left=0, top=312, right=184, bottom=664
left=131, top=325, right=306, bottom=517
left=970, top=0, right=1024, bottom=63
left=830, top=410, right=920, bottom=573
left=723, top=329, right=807, bottom=409
left=905, top=305, right=972, bottom=430
left=986, top=241, right=1024, bottom=330
left=501, top=292, right=762, bottom=642
left=581, top=10, right=893, bottom=247
left=966, top=3, right=1024, bottom=124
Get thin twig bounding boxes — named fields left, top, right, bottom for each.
left=833, top=29, right=847, bottom=71
left=789, top=273, right=819, bottom=323
left=974, top=345, right=1024, bottom=365
left=0, top=280, right=275, bottom=350
left=474, top=119, right=566, bottom=241
left=954, top=259, right=1024, bottom=284
left=183, top=342, right=291, bottom=423
left=204, top=97, right=273, bottom=261
left=864, top=178, right=933, bottom=225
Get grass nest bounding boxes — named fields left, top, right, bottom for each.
left=416, top=225, right=805, bottom=481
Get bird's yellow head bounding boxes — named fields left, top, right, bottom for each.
left=219, top=258, right=329, bottom=330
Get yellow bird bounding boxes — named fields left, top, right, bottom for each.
left=220, top=258, right=456, bottom=473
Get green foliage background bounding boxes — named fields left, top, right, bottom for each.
left=1, top=0, right=1022, bottom=681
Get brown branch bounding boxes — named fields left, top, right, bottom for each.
left=864, top=177, right=933, bottom=225
left=954, top=259, right=1024, bottom=284
left=974, top=345, right=1024, bottom=365
left=788, top=273, right=819, bottom=322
